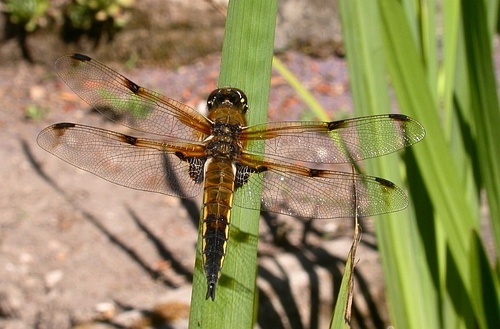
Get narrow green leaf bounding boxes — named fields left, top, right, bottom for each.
left=469, top=230, right=500, bottom=329
left=441, top=0, right=460, bottom=122
left=446, top=1, right=480, bottom=220
left=188, top=1, right=277, bottom=328
left=330, top=222, right=361, bottom=329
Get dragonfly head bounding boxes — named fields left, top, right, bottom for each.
left=207, top=88, right=248, bottom=114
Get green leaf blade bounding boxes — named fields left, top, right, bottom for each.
left=188, top=1, right=277, bottom=328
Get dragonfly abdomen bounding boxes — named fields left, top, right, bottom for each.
left=202, top=158, right=236, bottom=300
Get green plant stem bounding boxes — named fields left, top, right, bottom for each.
left=188, top=1, right=277, bottom=328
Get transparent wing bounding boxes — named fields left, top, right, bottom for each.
left=242, top=114, right=425, bottom=164
left=54, top=53, right=212, bottom=141
left=234, top=164, right=407, bottom=219
left=37, top=123, right=204, bottom=198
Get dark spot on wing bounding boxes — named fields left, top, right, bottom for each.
left=72, top=53, right=91, bottom=62
left=309, top=169, right=321, bottom=177
left=235, top=164, right=257, bottom=187
left=235, top=164, right=267, bottom=188
left=174, top=152, right=205, bottom=183
left=175, top=151, right=186, bottom=161
left=52, top=122, right=75, bottom=138
left=53, top=122, right=76, bottom=129
left=388, top=113, right=410, bottom=122
left=327, top=119, right=349, bottom=130
left=375, top=177, right=396, bottom=188
left=256, top=166, right=268, bottom=173
left=124, top=78, right=140, bottom=94
left=121, top=134, right=137, bottom=145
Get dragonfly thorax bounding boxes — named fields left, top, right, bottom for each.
left=205, top=122, right=242, bottom=159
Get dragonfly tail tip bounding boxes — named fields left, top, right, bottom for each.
left=205, top=282, right=217, bottom=301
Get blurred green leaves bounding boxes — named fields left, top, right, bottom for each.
left=339, top=0, right=500, bottom=327
left=3, top=0, right=49, bottom=32
left=2, top=0, right=134, bottom=35
left=65, top=0, right=134, bottom=31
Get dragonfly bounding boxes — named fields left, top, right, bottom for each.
left=37, top=53, right=425, bottom=300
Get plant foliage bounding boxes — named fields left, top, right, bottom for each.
left=3, top=0, right=49, bottom=32
left=338, top=0, right=500, bottom=328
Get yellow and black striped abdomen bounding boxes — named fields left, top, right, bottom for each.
left=202, top=158, right=236, bottom=300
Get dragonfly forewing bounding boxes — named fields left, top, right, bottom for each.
left=54, top=54, right=212, bottom=141
left=242, top=114, right=425, bottom=165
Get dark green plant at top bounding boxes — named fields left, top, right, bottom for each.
left=2, top=0, right=137, bottom=61
left=3, top=0, right=49, bottom=32
left=2, top=0, right=51, bottom=62
left=65, top=0, right=134, bottom=31
left=61, top=0, right=135, bottom=44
